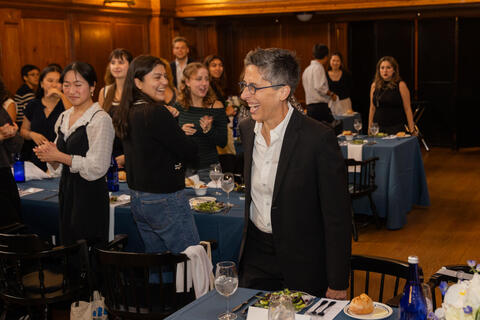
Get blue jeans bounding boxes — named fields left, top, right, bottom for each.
left=130, top=189, right=200, bottom=254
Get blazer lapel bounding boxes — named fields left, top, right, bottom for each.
left=272, top=110, right=303, bottom=205
left=242, top=119, right=255, bottom=197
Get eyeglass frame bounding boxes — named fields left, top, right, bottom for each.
left=238, top=81, right=286, bottom=95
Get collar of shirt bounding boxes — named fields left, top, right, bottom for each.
left=59, top=102, right=101, bottom=139
left=253, top=103, right=294, bottom=146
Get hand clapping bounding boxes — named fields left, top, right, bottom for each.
left=34, top=141, right=61, bottom=163
left=0, top=123, right=18, bottom=141
left=199, top=115, right=213, bottom=133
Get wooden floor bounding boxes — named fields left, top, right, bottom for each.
left=352, top=146, right=480, bottom=282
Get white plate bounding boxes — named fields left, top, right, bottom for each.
left=343, top=302, right=393, bottom=320
left=189, top=196, right=216, bottom=208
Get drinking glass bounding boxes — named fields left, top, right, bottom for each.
left=422, top=283, right=434, bottom=315
left=221, top=172, right=235, bottom=207
left=209, top=163, right=223, bottom=195
left=268, top=295, right=295, bottom=320
left=215, top=261, right=239, bottom=320
left=353, top=119, right=362, bottom=136
left=370, top=122, right=379, bottom=144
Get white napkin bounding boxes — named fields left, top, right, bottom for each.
left=12, top=161, right=54, bottom=181
left=347, top=143, right=363, bottom=172
left=18, top=187, right=44, bottom=197
left=188, top=175, right=201, bottom=185
left=246, top=306, right=311, bottom=320
left=306, top=299, right=349, bottom=320
left=108, top=194, right=131, bottom=241
left=383, top=135, right=397, bottom=140
left=207, top=180, right=220, bottom=188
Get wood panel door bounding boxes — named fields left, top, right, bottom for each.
left=113, top=22, right=149, bottom=57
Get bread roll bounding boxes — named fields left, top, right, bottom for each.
left=396, top=131, right=406, bottom=137
left=185, top=177, right=194, bottom=187
left=343, top=130, right=353, bottom=135
left=349, top=293, right=374, bottom=315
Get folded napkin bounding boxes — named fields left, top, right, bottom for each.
left=207, top=180, right=220, bottom=188
left=383, top=135, right=397, bottom=140
left=11, top=161, right=54, bottom=181
left=18, top=187, right=44, bottom=197
left=246, top=306, right=311, bottom=320
left=108, top=194, right=131, bottom=241
left=347, top=143, right=363, bottom=172
left=306, top=299, right=349, bottom=320
left=176, top=245, right=214, bottom=299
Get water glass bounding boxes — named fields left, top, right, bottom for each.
left=209, top=163, right=223, bottom=195
left=370, top=122, right=379, bottom=144
left=215, top=261, right=238, bottom=320
left=221, top=172, right=235, bottom=207
left=353, top=119, right=362, bottom=135
left=268, top=295, right=295, bottom=320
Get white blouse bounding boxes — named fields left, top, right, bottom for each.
left=53, top=102, right=114, bottom=181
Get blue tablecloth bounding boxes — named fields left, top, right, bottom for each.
left=164, top=287, right=399, bottom=320
left=19, top=179, right=245, bottom=265
left=334, top=113, right=362, bottom=132
left=341, top=136, right=430, bottom=229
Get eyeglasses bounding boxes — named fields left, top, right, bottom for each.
left=238, top=81, right=285, bottom=95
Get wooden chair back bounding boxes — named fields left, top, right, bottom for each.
left=345, top=157, right=379, bottom=198
left=427, top=264, right=472, bottom=310
left=95, top=248, right=195, bottom=319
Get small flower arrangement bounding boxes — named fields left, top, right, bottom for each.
left=434, top=260, right=480, bottom=320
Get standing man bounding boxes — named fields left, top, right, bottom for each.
left=238, top=48, right=352, bottom=298
left=170, top=37, right=192, bottom=89
left=14, top=64, right=39, bottom=126
left=302, top=44, right=337, bottom=123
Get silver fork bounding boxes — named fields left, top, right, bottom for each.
left=317, top=301, right=336, bottom=316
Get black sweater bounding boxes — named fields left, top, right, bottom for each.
left=122, top=102, right=198, bottom=193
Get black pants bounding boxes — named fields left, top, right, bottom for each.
left=0, top=167, right=21, bottom=227
left=306, top=102, right=334, bottom=123
left=239, top=221, right=285, bottom=291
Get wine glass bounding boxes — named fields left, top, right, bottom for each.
left=370, top=122, right=379, bottom=144
left=209, top=163, right=223, bottom=195
left=215, top=261, right=238, bottom=320
left=422, top=283, right=433, bottom=315
left=268, top=294, right=295, bottom=320
left=221, top=172, right=235, bottom=207
left=353, top=119, right=362, bottom=136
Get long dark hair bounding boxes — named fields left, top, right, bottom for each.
left=114, top=55, right=166, bottom=139
left=176, top=62, right=216, bottom=110
left=373, top=56, right=402, bottom=90
left=37, top=64, right=63, bottom=99
left=203, top=54, right=227, bottom=100
left=0, top=76, right=11, bottom=105
left=104, top=48, right=133, bottom=112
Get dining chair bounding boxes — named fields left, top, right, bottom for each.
left=345, top=157, right=380, bottom=241
left=350, top=254, right=424, bottom=307
left=0, top=237, right=91, bottom=320
left=408, top=100, right=429, bottom=151
left=427, top=264, right=472, bottom=310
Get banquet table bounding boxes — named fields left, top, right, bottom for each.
left=19, top=179, right=245, bottom=265
left=164, top=287, right=399, bottom=320
left=340, top=136, right=430, bottom=229
left=334, top=112, right=362, bottom=132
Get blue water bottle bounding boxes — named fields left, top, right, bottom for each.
left=13, top=153, right=25, bottom=182
left=107, top=156, right=119, bottom=192
left=400, top=256, right=427, bottom=320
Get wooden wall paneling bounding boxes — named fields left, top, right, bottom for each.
left=113, top=22, right=149, bottom=57
left=21, top=17, right=70, bottom=71
left=0, top=9, right=22, bottom=94
left=73, top=18, right=113, bottom=97
left=331, top=22, right=349, bottom=69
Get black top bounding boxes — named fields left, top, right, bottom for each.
left=326, top=71, right=352, bottom=100
left=107, top=106, right=123, bottom=159
left=0, top=108, right=23, bottom=168
left=122, top=101, right=198, bottom=193
left=174, top=102, right=228, bottom=170
left=372, top=84, right=407, bottom=134
left=23, top=98, right=65, bottom=171
left=210, top=82, right=226, bottom=105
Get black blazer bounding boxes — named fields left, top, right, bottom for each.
left=170, top=58, right=193, bottom=89
left=238, top=109, right=352, bottom=296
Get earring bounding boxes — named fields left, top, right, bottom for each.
left=90, top=91, right=94, bottom=97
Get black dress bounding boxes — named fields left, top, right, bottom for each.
left=56, top=111, right=109, bottom=246
left=372, top=84, right=407, bottom=134
left=22, top=99, right=64, bottom=171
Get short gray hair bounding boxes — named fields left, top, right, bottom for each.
left=243, top=48, right=300, bottom=97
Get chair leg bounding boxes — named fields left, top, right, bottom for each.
left=368, top=193, right=381, bottom=229
left=352, top=208, right=358, bottom=242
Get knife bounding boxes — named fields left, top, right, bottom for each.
left=232, top=291, right=263, bottom=313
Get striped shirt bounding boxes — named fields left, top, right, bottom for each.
left=174, top=102, right=228, bottom=170
left=14, top=84, right=36, bottom=125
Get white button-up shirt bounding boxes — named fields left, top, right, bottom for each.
left=250, top=104, right=294, bottom=233
left=302, top=60, right=330, bottom=105
left=175, top=59, right=187, bottom=88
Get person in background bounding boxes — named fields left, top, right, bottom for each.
left=14, top=64, right=39, bottom=126
left=369, top=56, right=415, bottom=135
left=20, top=64, right=71, bottom=172
left=159, top=57, right=179, bottom=109
left=34, top=62, right=114, bottom=247
left=98, top=48, right=133, bottom=168
left=302, top=43, right=336, bottom=123
left=204, top=54, right=237, bottom=173
left=238, top=48, right=351, bottom=298
left=1, top=76, right=17, bottom=122
left=174, top=62, right=227, bottom=181
left=113, top=55, right=199, bottom=254
left=170, top=37, right=193, bottom=89
left=0, top=107, right=23, bottom=227
left=327, top=52, right=353, bottom=116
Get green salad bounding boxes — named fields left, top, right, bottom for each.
left=254, top=289, right=310, bottom=311
left=193, top=201, right=224, bottom=213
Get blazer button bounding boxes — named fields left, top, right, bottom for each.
left=271, top=206, right=277, bottom=210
